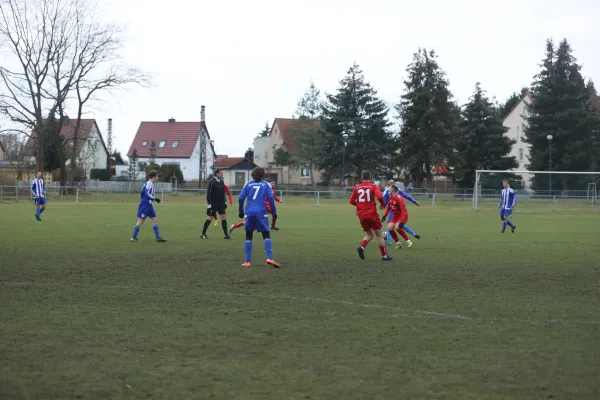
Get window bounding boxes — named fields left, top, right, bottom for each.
left=171, top=140, right=180, bottom=148
left=142, top=140, right=148, bottom=146
left=519, top=148, right=524, bottom=161
left=516, top=126, right=520, bottom=141
left=158, top=140, right=166, bottom=148
left=300, top=167, right=310, bottom=178
left=92, top=162, right=96, bottom=168
left=138, top=162, right=147, bottom=172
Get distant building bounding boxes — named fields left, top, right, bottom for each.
left=213, top=156, right=258, bottom=187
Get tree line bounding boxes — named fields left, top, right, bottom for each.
left=272, top=39, right=599, bottom=191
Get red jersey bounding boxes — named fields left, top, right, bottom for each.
left=383, top=194, right=406, bottom=218
left=349, top=182, right=384, bottom=218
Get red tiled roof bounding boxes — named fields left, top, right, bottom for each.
left=127, top=121, right=211, bottom=158
left=502, top=91, right=533, bottom=122
left=214, top=157, right=257, bottom=169
left=24, top=119, right=101, bottom=156
left=272, top=118, right=319, bottom=153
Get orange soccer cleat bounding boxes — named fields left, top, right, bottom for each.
left=266, top=259, right=280, bottom=268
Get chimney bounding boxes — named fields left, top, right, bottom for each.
left=62, top=115, right=70, bottom=125
left=200, top=105, right=205, bottom=122
left=168, top=118, right=175, bottom=123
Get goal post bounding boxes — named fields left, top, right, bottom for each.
left=473, top=170, right=600, bottom=212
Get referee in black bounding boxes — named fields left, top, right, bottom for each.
left=201, top=169, right=231, bottom=239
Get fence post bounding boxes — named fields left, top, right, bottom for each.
left=0, top=185, right=2, bottom=202
left=16, top=184, right=18, bottom=201
left=316, top=191, right=320, bottom=207
left=432, top=193, right=435, bottom=208
left=552, top=196, right=556, bottom=211
left=161, top=188, right=164, bottom=202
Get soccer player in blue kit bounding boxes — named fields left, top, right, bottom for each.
left=131, top=170, right=167, bottom=242
left=382, top=180, right=421, bottom=244
left=31, top=171, right=46, bottom=221
left=238, top=167, right=280, bottom=269
left=499, top=179, right=516, bottom=233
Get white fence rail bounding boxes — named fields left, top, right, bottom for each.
left=1, top=185, right=599, bottom=211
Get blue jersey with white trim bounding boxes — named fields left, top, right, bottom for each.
left=499, top=188, right=516, bottom=210
left=239, top=180, right=276, bottom=217
left=140, top=180, right=156, bottom=205
left=31, top=178, right=45, bottom=198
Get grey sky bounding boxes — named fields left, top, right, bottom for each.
left=93, top=0, right=599, bottom=157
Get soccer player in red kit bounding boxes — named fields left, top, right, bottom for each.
left=381, top=185, right=413, bottom=249
left=350, top=171, right=392, bottom=261
left=229, top=181, right=283, bottom=233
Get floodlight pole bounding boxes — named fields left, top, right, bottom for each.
left=547, top=134, right=553, bottom=197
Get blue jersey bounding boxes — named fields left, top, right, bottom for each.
left=239, top=180, right=276, bottom=217
left=140, top=180, right=156, bottom=205
left=383, top=187, right=391, bottom=206
left=31, top=178, right=45, bottom=198
left=383, top=187, right=418, bottom=206
left=499, top=187, right=516, bottom=210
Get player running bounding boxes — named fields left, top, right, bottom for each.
left=350, top=171, right=392, bottom=261
left=499, top=180, right=516, bottom=233
left=238, top=167, right=280, bottom=268
left=131, top=170, right=167, bottom=242
left=31, top=171, right=46, bottom=221
left=382, top=179, right=421, bottom=244
left=382, top=185, right=413, bottom=248
left=229, top=181, right=283, bottom=233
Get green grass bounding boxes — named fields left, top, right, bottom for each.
left=1, top=197, right=599, bottom=399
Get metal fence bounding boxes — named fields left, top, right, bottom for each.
left=1, top=185, right=598, bottom=211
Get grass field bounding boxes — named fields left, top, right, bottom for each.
left=1, top=196, right=599, bottom=399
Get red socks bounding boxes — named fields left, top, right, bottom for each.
left=389, top=230, right=399, bottom=242
left=397, top=228, right=409, bottom=241
left=360, top=239, right=368, bottom=248
left=379, top=245, right=387, bottom=256
left=232, top=221, right=244, bottom=230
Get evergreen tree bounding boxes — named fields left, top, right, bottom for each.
left=291, top=81, right=324, bottom=185
left=128, top=148, right=139, bottom=181
left=244, top=147, right=254, bottom=161
left=258, top=122, right=270, bottom=137
left=524, top=38, right=600, bottom=191
left=320, top=62, right=394, bottom=183
left=455, top=83, right=519, bottom=189
left=111, top=151, right=125, bottom=165
left=587, top=79, right=597, bottom=96
left=148, top=141, right=157, bottom=164
left=396, top=49, right=457, bottom=186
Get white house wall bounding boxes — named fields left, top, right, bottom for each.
left=503, top=97, right=532, bottom=189
left=253, top=136, right=270, bottom=167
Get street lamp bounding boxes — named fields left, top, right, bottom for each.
left=341, top=133, right=349, bottom=188
left=547, top=134, right=553, bottom=196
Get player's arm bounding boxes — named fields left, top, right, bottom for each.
left=206, top=177, right=213, bottom=205
left=375, top=186, right=384, bottom=208
left=224, top=184, right=233, bottom=204
left=383, top=202, right=392, bottom=218
left=383, top=190, right=390, bottom=206
left=349, top=187, right=358, bottom=205
left=498, top=193, right=503, bottom=208
left=238, top=184, right=248, bottom=216
left=398, top=189, right=419, bottom=206
left=146, top=182, right=156, bottom=200
left=510, top=191, right=516, bottom=209
left=273, top=193, right=282, bottom=203
left=266, top=185, right=277, bottom=215
left=31, top=181, right=37, bottom=197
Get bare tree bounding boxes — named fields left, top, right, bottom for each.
left=0, top=0, right=150, bottom=188
left=0, top=132, right=26, bottom=161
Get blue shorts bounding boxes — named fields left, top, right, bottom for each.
left=500, top=208, right=512, bottom=219
left=34, top=197, right=46, bottom=206
left=386, top=211, right=393, bottom=223
left=137, top=203, right=156, bottom=219
left=245, top=215, right=270, bottom=232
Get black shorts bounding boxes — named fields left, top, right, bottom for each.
left=207, top=203, right=227, bottom=217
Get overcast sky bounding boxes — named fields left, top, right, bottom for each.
left=89, top=0, right=600, bottom=157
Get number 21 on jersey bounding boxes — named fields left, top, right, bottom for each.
left=358, top=188, right=371, bottom=202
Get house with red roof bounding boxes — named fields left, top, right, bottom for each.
left=24, top=116, right=109, bottom=179
left=213, top=156, right=258, bottom=187
left=253, top=118, right=322, bottom=185
left=126, top=118, right=216, bottom=182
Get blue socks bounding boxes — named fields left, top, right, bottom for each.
left=264, top=238, right=273, bottom=259
left=502, top=221, right=507, bottom=232
left=35, top=208, right=40, bottom=218
left=403, top=225, right=416, bottom=237
left=39, top=208, right=45, bottom=214
left=153, top=224, right=160, bottom=238
left=506, top=220, right=514, bottom=228
left=245, top=240, right=252, bottom=262
left=132, top=225, right=140, bottom=238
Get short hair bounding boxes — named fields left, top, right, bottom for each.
left=387, top=179, right=395, bottom=186
left=503, top=179, right=509, bottom=184
left=148, top=170, right=158, bottom=179
left=362, top=171, right=371, bottom=180
left=214, top=168, right=223, bottom=176
left=390, top=184, right=399, bottom=192
left=251, top=167, right=265, bottom=181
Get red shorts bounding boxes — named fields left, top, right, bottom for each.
left=266, top=205, right=272, bottom=214
left=358, top=216, right=382, bottom=232
left=390, top=213, right=408, bottom=225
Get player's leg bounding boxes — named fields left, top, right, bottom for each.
left=213, top=212, right=219, bottom=226
left=219, top=206, right=230, bottom=239
left=256, top=217, right=279, bottom=267
left=39, top=198, right=46, bottom=217
left=230, top=220, right=245, bottom=233
left=201, top=208, right=217, bottom=238
left=401, top=224, right=420, bottom=239
left=385, top=211, right=393, bottom=244
left=357, top=227, right=374, bottom=260
left=387, top=222, right=401, bottom=247
left=242, top=227, right=253, bottom=268
left=271, top=213, right=279, bottom=230
left=501, top=210, right=509, bottom=233
left=34, top=199, right=41, bottom=221
left=373, top=228, right=392, bottom=261
left=395, top=221, right=410, bottom=242
left=131, top=209, right=146, bottom=241
left=150, top=214, right=167, bottom=242
left=504, top=210, right=515, bottom=232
